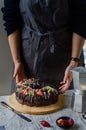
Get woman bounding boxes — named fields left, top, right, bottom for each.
left=2, top=0, right=86, bottom=93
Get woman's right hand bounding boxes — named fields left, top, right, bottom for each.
left=13, top=62, right=26, bottom=83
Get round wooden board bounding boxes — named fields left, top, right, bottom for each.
left=9, top=93, right=64, bottom=115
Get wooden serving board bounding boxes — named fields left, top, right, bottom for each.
left=9, top=93, right=64, bottom=115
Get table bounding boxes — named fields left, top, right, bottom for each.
left=0, top=90, right=86, bottom=130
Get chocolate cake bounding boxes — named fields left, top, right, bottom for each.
left=15, top=78, right=58, bottom=107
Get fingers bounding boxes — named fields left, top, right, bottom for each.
left=13, top=68, right=26, bottom=83
left=13, top=70, right=17, bottom=78
left=15, top=75, right=19, bottom=83
left=60, top=81, right=65, bottom=84
left=59, top=79, right=70, bottom=93
left=15, top=73, right=26, bottom=83
left=59, top=66, right=73, bottom=93
left=59, top=84, right=70, bottom=94
left=13, top=62, right=27, bottom=83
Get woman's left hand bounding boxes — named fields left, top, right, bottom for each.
left=59, top=66, right=73, bottom=93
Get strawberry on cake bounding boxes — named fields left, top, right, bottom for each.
left=15, top=78, right=58, bottom=106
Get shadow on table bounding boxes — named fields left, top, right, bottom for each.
left=0, top=126, right=6, bottom=130
left=70, top=124, right=79, bottom=130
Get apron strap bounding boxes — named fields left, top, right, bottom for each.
left=22, top=0, right=39, bottom=32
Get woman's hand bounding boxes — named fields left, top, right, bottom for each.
left=59, top=66, right=73, bottom=93
left=13, top=62, right=26, bottom=83
left=59, top=60, right=78, bottom=93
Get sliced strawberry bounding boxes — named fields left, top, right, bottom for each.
left=57, top=119, right=62, bottom=123
left=57, top=119, right=66, bottom=126
left=19, top=85, right=24, bottom=89
left=22, top=79, right=26, bottom=83
left=22, top=90, right=27, bottom=95
left=40, top=120, right=51, bottom=127
left=68, top=119, right=73, bottom=125
left=26, top=87, right=30, bottom=91
left=37, top=89, right=43, bottom=96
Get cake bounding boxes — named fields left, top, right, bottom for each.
left=15, top=78, right=58, bottom=107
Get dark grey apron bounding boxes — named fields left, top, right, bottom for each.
left=11, top=0, right=84, bottom=93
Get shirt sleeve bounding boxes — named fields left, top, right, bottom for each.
left=1, top=0, right=22, bottom=36
left=71, top=0, right=86, bottom=39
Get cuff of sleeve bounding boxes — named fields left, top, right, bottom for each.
left=72, top=16, right=86, bottom=39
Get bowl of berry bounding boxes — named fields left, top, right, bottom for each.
left=56, top=116, right=74, bottom=129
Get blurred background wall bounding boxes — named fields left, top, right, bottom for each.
left=0, top=0, right=12, bottom=95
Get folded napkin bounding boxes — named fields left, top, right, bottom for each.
left=0, top=126, right=5, bottom=130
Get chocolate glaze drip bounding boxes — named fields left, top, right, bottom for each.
left=16, top=78, right=58, bottom=107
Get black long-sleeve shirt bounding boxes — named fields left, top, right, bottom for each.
left=2, top=0, right=86, bottom=39
left=2, top=0, right=22, bottom=36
